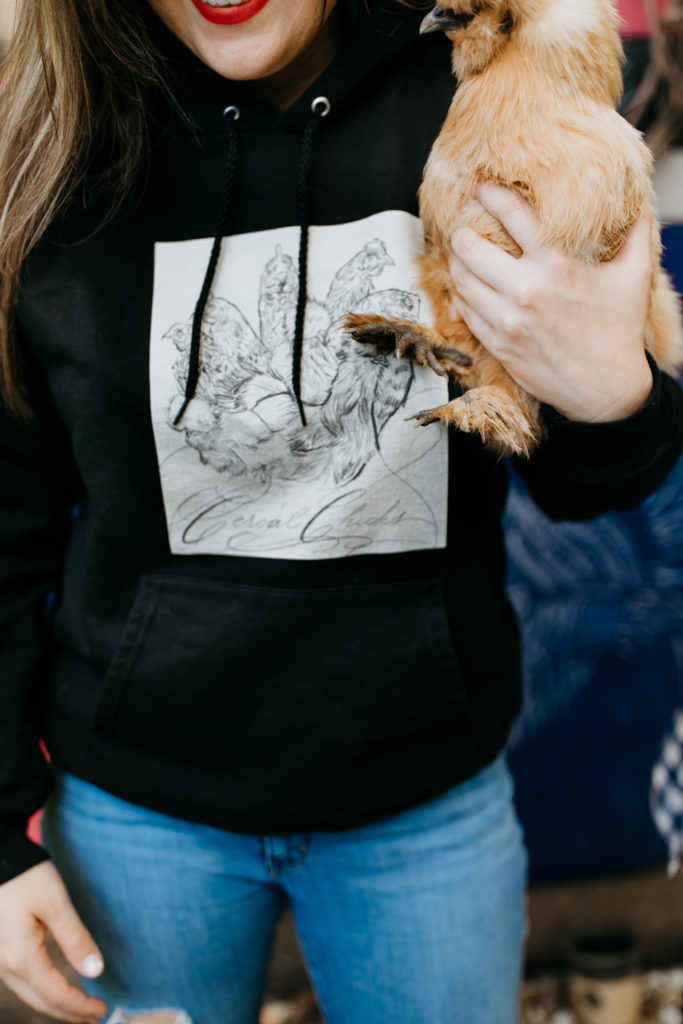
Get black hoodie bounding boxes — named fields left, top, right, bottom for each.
left=1, top=5, right=682, bottom=885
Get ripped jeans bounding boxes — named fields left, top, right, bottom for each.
left=41, top=755, right=527, bottom=1024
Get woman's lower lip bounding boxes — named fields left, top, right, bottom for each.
left=189, top=0, right=271, bottom=25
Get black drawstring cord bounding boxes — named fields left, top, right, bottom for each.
left=292, top=96, right=331, bottom=427
left=173, top=104, right=241, bottom=426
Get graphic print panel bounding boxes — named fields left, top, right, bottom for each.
left=150, top=210, right=449, bottom=560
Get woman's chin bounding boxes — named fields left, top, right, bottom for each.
left=149, top=0, right=327, bottom=82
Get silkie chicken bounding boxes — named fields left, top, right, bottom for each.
left=345, top=0, right=683, bottom=457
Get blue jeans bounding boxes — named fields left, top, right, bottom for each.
left=42, top=755, right=527, bottom=1024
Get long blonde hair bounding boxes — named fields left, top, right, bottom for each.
left=0, top=0, right=171, bottom=415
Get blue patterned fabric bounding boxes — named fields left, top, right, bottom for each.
left=506, top=223, right=683, bottom=883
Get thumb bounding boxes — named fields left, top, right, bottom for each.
left=40, top=879, right=105, bottom=980
left=611, top=211, right=653, bottom=266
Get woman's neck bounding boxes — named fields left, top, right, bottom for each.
left=247, top=4, right=344, bottom=112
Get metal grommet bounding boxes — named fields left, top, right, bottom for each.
left=311, top=96, right=331, bottom=117
left=222, top=105, right=240, bottom=120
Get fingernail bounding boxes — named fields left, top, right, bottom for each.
left=81, top=953, right=105, bottom=978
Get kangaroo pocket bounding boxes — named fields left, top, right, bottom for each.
left=92, top=574, right=470, bottom=774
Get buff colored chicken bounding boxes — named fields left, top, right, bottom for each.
left=345, top=0, right=683, bottom=456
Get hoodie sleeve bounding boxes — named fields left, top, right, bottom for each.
left=513, top=354, right=683, bottom=521
left=0, top=346, right=82, bottom=886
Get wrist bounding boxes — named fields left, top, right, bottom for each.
left=556, top=353, right=653, bottom=424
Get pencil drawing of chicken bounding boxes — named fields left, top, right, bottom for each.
left=165, top=239, right=415, bottom=486
left=345, top=0, right=683, bottom=457
left=325, top=238, right=395, bottom=319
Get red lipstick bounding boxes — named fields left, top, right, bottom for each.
left=189, top=0, right=271, bottom=25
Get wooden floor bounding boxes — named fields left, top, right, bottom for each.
left=2, top=867, right=683, bottom=1022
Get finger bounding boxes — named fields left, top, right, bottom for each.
left=39, top=877, right=105, bottom=980
left=451, top=227, right=520, bottom=295
left=610, top=212, right=653, bottom=266
left=451, top=295, right=498, bottom=356
left=474, top=182, right=544, bottom=258
left=4, top=971, right=102, bottom=1023
left=449, top=250, right=505, bottom=312
left=18, top=938, right=108, bottom=1022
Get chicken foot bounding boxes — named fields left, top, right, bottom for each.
left=343, top=313, right=472, bottom=376
left=408, top=385, right=543, bottom=458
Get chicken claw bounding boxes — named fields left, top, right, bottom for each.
left=344, top=313, right=471, bottom=377
left=407, top=405, right=448, bottom=427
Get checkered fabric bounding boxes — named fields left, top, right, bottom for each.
left=650, top=709, right=683, bottom=877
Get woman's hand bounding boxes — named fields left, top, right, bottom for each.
left=448, top=182, right=654, bottom=422
left=0, top=861, right=108, bottom=1023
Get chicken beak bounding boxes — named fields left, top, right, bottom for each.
left=420, top=6, right=470, bottom=34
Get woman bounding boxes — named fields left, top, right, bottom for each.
left=0, top=1, right=681, bottom=1022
